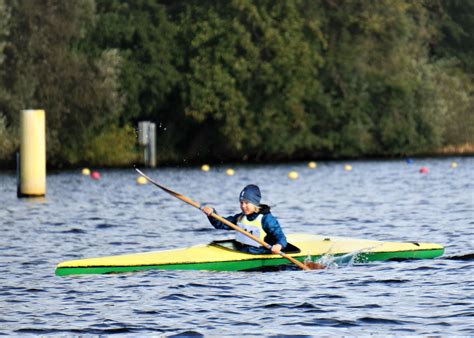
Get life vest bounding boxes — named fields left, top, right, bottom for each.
left=235, top=214, right=266, bottom=247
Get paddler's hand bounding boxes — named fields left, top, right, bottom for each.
left=201, top=206, right=213, bottom=216
left=271, top=244, right=282, bottom=254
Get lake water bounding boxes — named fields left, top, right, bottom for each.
left=0, top=157, right=473, bottom=336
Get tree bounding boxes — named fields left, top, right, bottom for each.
left=91, top=0, right=180, bottom=122
left=178, top=0, right=326, bottom=160
left=317, top=0, right=451, bottom=156
left=427, top=0, right=474, bottom=74
left=0, top=0, right=124, bottom=165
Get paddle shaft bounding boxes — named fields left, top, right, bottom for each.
left=136, top=168, right=310, bottom=271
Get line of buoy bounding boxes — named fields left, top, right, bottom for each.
left=83, top=159, right=459, bottom=186
left=201, top=164, right=235, bottom=176
left=82, top=168, right=101, bottom=180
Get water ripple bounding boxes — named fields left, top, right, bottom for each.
left=0, top=159, right=473, bottom=336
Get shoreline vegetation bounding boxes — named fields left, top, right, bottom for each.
left=0, top=1, right=473, bottom=168
left=435, top=143, right=474, bottom=156
left=0, top=144, right=472, bottom=171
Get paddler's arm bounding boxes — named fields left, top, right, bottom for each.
left=201, top=206, right=240, bottom=231
left=262, top=214, right=287, bottom=254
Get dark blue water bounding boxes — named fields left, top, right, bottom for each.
left=1, top=158, right=473, bottom=335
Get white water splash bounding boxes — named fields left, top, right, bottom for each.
left=305, top=244, right=383, bottom=269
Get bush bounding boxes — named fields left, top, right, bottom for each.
left=81, top=124, right=140, bottom=167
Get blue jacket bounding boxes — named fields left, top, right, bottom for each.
left=207, top=205, right=287, bottom=253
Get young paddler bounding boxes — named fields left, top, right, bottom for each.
left=201, top=184, right=287, bottom=254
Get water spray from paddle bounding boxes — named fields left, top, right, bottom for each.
left=305, top=245, right=383, bottom=269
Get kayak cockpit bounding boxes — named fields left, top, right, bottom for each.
left=209, top=239, right=301, bottom=254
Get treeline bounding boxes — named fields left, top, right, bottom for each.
left=0, top=0, right=472, bottom=167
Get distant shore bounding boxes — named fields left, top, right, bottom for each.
left=434, top=143, right=474, bottom=156
left=0, top=144, right=472, bottom=171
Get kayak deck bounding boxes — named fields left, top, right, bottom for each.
left=55, top=234, right=444, bottom=276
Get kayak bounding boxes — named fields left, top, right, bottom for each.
left=55, top=234, right=444, bottom=276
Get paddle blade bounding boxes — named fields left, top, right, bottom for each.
left=305, top=262, right=326, bottom=270
left=303, top=255, right=326, bottom=270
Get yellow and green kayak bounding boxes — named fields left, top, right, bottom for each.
left=55, top=234, right=444, bottom=276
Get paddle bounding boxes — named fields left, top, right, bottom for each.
left=135, top=168, right=316, bottom=271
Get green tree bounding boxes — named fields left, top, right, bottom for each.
left=91, top=0, right=180, bottom=122
left=317, top=0, right=451, bottom=156
left=2, top=0, right=472, bottom=166
left=178, top=0, right=326, bottom=160
left=424, top=0, right=474, bottom=148
left=427, top=0, right=474, bottom=74
left=0, top=0, right=124, bottom=165
left=0, top=0, right=18, bottom=162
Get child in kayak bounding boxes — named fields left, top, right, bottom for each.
left=201, top=184, right=287, bottom=254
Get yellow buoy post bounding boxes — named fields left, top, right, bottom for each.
left=18, top=109, right=46, bottom=198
